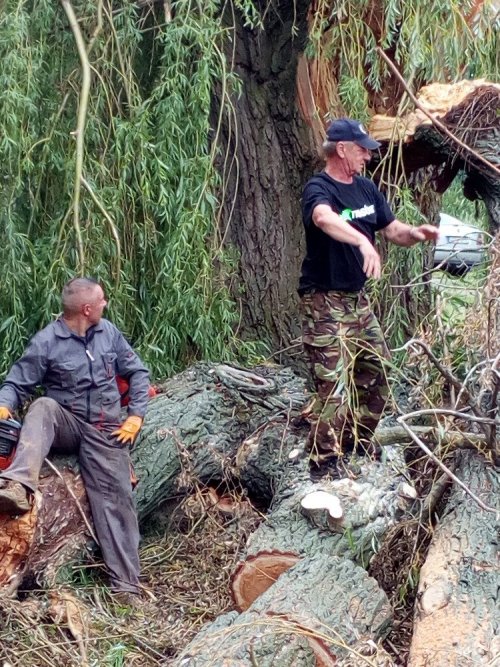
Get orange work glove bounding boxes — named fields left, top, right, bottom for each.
left=0, top=406, right=13, bottom=420
left=112, top=416, right=143, bottom=445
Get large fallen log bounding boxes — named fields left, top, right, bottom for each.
left=134, top=363, right=310, bottom=514
left=230, top=445, right=417, bottom=612
left=0, top=363, right=309, bottom=591
left=1, top=358, right=486, bottom=595
left=408, top=451, right=499, bottom=666
left=173, top=553, right=394, bottom=667
left=1, top=360, right=498, bottom=667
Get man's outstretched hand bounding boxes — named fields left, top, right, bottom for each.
left=410, top=224, right=440, bottom=242
left=112, top=416, right=143, bottom=445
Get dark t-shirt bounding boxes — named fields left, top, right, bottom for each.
left=299, top=172, right=395, bottom=293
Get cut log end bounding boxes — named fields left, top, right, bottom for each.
left=231, top=551, right=301, bottom=611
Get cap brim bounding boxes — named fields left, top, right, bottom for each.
left=355, top=136, right=381, bottom=150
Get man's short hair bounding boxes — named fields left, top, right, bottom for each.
left=62, top=277, right=100, bottom=315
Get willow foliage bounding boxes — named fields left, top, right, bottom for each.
left=0, top=0, right=498, bottom=378
left=0, top=0, right=250, bottom=377
left=308, top=0, right=498, bottom=121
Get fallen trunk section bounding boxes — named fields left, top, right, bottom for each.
left=0, top=363, right=309, bottom=590
left=408, top=451, right=499, bottom=666
left=173, top=553, right=394, bottom=667
left=0, top=362, right=498, bottom=667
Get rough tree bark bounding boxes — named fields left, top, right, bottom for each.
left=1, top=364, right=497, bottom=667
left=216, top=0, right=317, bottom=361
left=408, top=451, right=499, bottom=667
left=238, top=455, right=416, bottom=565
left=173, top=554, right=394, bottom=667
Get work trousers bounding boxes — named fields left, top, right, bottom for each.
left=0, top=397, right=140, bottom=593
left=301, top=290, right=390, bottom=464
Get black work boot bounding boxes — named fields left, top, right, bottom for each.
left=0, top=480, right=31, bottom=515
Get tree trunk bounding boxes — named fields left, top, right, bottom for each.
left=173, top=553, right=394, bottom=667
left=237, top=455, right=417, bottom=568
left=1, top=363, right=498, bottom=667
left=0, top=362, right=414, bottom=596
left=408, top=451, right=499, bottom=667
left=217, top=0, right=317, bottom=362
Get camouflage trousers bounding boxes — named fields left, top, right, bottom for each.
left=301, top=290, right=390, bottom=463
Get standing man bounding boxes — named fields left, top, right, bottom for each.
left=299, top=118, right=438, bottom=470
left=0, top=277, right=149, bottom=602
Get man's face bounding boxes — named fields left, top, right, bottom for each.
left=85, top=285, right=107, bottom=325
left=338, top=141, right=372, bottom=175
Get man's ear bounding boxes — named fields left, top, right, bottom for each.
left=336, top=142, right=346, bottom=158
left=82, top=304, right=91, bottom=317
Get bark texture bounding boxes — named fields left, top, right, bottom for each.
left=242, top=456, right=416, bottom=566
left=217, top=0, right=317, bottom=362
left=173, top=554, right=393, bottom=667
left=408, top=451, right=499, bottom=667
left=371, top=82, right=500, bottom=230
left=133, top=363, right=309, bottom=514
left=1, top=362, right=498, bottom=667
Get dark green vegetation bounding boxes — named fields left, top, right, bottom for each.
left=0, top=0, right=255, bottom=376
left=0, top=0, right=497, bottom=380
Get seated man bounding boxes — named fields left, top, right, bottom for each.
left=0, top=277, right=150, bottom=600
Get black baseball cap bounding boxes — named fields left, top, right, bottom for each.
left=326, top=118, right=381, bottom=150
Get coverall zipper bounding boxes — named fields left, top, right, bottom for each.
left=85, top=347, right=94, bottom=423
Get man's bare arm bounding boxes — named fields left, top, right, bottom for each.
left=381, top=219, right=439, bottom=247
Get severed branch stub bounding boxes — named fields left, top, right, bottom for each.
left=300, top=490, right=343, bottom=531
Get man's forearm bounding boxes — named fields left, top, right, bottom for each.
left=382, top=219, right=440, bottom=247
left=313, top=206, right=368, bottom=248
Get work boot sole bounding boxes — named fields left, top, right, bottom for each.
left=0, top=492, right=31, bottom=515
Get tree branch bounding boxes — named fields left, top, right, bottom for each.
left=396, top=415, right=498, bottom=516
left=80, top=177, right=121, bottom=283
left=399, top=338, right=486, bottom=424
left=60, top=0, right=91, bottom=273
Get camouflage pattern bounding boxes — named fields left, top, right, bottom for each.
left=301, top=290, right=390, bottom=464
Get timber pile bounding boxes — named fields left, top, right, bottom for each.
left=0, top=362, right=498, bottom=666
left=0, top=363, right=309, bottom=590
